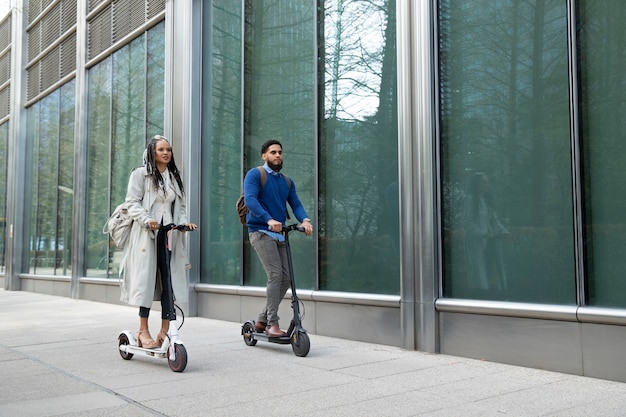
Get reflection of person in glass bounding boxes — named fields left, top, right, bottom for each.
left=464, top=172, right=508, bottom=294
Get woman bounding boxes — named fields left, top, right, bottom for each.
left=463, top=172, right=508, bottom=295
left=120, top=135, right=197, bottom=349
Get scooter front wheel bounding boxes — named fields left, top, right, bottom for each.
left=168, top=343, right=187, bottom=372
left=242, top=322, right=258, bottom=346
left=118, top=333, right=134, bottom=360
left=291, top=331, right=310, bottom=357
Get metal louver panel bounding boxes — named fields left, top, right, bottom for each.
left=89, top=0, right=107, bottom=13
left=60, top=32, right=76, bottom=78
left=28, top=0, right=56, bottom=23
left=88, top=6, right=112, bottom=60
left=147, top=0, right=166, bottom=19
left=0, top=86, right=9, bottom=119
left=112, top=0, right=147, bottom=43
left=61, top=0, right=77, bottom=33
left=40, top=47, right=60, bottom=93
left=88, top=0, right=165, bottom=61
left=0, top=16, right=11, bottom=52
left=28, top=0, right=42, bottom=23
left=40, top=4, right=61, bottom=53
left=26, top=0, right=78, bottom=101
left=0, top=52, right=10, bottom=85
left=27, top=64, right=40, bottom=100
left=28, top=23, right=40, bottom=61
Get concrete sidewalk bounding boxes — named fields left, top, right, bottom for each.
left=0, top=289, right=625, bottom=417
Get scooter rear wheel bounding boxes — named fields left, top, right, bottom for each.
left=168, top=343, right=188, bottom=372
left=118, top=333, right=134, bottom=360
left=242, top=322, right=258, bottom=346
left=291, top=331, right=310, bottom=357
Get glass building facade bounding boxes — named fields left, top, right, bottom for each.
left=2, top=0, right=626, bottom=382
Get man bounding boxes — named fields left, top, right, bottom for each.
left=244, top=139, right=313, bottom=337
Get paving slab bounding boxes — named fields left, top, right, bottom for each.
left=0, top=289, right=625, bottom=417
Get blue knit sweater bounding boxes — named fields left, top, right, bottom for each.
left=243, top=165, right=309, bottom=233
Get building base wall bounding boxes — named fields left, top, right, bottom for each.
left=440, top=312, right=626, bottom=382
left=195, top=290, right=402, bottom=346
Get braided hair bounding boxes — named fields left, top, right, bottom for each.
left=144, top=135, right=185, bottom=196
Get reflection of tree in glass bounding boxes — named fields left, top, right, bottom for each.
left=320, top=0, right=399, bottom=293
left=85, top=25, right=165, bottom=274
left=440, top=1, right=574, bottom=302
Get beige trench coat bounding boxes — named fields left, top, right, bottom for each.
left=119, top=166, right=189, bottom=308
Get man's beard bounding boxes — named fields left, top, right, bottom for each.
left=268, top=161, right=282, bottom=171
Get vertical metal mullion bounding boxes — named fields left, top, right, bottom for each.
left=397, top=0, right=439, bottom=353
left=143, top=29, right=147, bottom=144
left=240, top=0, right=246, bottom=287
left=432, top=0, right=443, bottom=305
left=71, top=0, right=88, bottom=294
left=313, top=0, right=321, bottom=291
left=566, top=0, right=586, bottom=307
left=396, top=0, right=416, bottom=351
left=54, top=90, right=62, bottom=276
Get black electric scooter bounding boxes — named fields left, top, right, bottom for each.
left=241, top=224, right=311, bottom=357
left=118, top=224, right=195, bottom=372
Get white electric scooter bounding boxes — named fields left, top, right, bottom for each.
left=117, top=224, right=193, bottom=372
left=118, top=307, right=187, bottom=372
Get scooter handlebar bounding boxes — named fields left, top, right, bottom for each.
left=155, top=223, right=197, bottom=232
left=282, top=224, right=305, bottom=233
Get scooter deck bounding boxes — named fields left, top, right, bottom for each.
left=119, top=344, right=169, bottom=357
left=252, top=330, right=293, bottom=344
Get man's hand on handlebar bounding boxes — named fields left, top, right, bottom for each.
left=300, top=219, right=313, bottom=236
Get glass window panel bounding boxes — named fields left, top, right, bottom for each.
left=579, top=1, right=626, bottom=307
left=86, top=58, right=112, bottom=276
left=242, top=0, right=316, bottom=289
left=201, top=1, right=243, bottom=285
left=319, top=0, right=399, bottom=294
left=86, top=25, right=164, bottom=278
left=25, top=103, right=39, bottom=271
left=112, top=36, right=146, bottom=195
left=439, top=1, right=575, bottom=303
left=147, top=21, right=165, bottom=138
left=0, top=122, right=8, bottom=273
left=29, top=91, right=60, bottom=274
left=56, top=81, right=75, bottom=275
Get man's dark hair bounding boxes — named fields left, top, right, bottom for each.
left=261, top=139, right=282, bottom=154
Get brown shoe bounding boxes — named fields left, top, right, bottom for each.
left=266, top=324, right=286, bottom=337
left=254, top=321, right=267, bottom=332
left=137, top=330, right=159, bottom=349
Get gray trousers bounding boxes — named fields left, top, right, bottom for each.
left=249, top=231, right=291, bottom=325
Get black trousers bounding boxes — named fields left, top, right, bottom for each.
left=139, top=226, right=176, bottom=321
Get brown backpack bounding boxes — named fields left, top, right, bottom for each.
left=236, top=166, right=291, bottom=225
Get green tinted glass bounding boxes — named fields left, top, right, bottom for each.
left=201, top=1, right=244, bottom=285
left=242, top=0, right=316, bottom=289
left=0, top=122, right=7, bottom=273
left=26, top=81, right=75, bottom=276
left=579, top=1, right=626, bottom=307
left=439, top=1, right=576, bottom=303
left=319, top=0, right=399, bottom=294
left=86, top=25, right=164, bottom=277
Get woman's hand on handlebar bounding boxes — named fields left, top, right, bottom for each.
left=176, top=223, right=198, bottom=232
left=146, top=222, right=198, bottom=231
